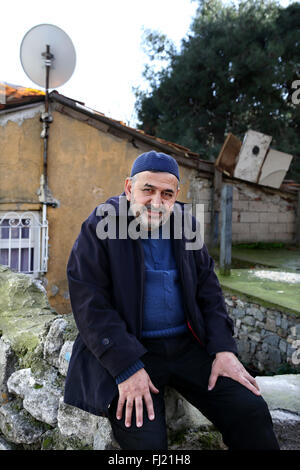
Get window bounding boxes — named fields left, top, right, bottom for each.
left=0, top=211, right=48, bottom=276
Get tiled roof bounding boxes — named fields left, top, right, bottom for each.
left=49, top=90, right=206, bottom=166
left=0, top=82, right=44, bottom=110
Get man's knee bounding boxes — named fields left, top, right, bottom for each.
left=228, top=388, right=273, bottom=429
left=238, top=393, right=272, bottom=423
left=223, top=395, right=279, bottom=449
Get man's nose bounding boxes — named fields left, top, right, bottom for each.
left=151, top=192, right=163, bottom=207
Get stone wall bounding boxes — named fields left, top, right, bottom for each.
left=0, top=315, right=119, bottom=450
left=0, top=265, right=225, bottom=450
left=188, top=176, right=297, bottom=245
left=0, top=314, right=227, bottom=450
left=224, top=293, right=300, bottom=374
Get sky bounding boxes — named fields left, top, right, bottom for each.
left=0, top=0, right=293, bottom=127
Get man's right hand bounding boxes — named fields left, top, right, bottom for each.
left=116, top=368, right=159, bottom=428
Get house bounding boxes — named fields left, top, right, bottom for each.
left=0, top=83, right=298, bottom=315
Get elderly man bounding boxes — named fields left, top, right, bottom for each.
left=64, top=151, right=279, bottom=450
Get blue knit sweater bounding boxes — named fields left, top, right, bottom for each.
left=115, top=226, right=188, bottom=384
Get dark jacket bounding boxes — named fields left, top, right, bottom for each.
left=64, top=193, right=237, bottom=417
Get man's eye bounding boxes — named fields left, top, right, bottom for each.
left=143, top=188, right=152, bottom=192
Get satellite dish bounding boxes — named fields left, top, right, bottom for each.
left=19, top=24, right=76, bottom=208
left=20, top=23, right=76, bottom=89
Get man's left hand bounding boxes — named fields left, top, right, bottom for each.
left=208, top=351, right=261, bottom=396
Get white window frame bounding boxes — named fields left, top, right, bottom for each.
left=0, top=211, right=48, bottom=277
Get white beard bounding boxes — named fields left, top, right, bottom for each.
left=129, top=198, right=170, bottom=232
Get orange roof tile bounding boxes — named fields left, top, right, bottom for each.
left=0, top=82, right=44, bottom=110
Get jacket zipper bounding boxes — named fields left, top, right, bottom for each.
left=187, top=320, right=203, bottom=346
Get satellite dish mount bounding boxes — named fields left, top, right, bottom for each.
left=20, top=24, right=76, bottom=208
left=41, top=44, right=54, bottom=113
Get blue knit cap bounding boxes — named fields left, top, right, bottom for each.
left=130, top=150, right=180, bottom=181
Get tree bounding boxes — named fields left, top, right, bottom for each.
left=135, top=0, right=300, bottom=181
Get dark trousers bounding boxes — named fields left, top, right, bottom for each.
left=108, top=332, right=280, bottom=450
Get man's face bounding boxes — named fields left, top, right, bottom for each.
left=124, top=171, right=180, bottom=231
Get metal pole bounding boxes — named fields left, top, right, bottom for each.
left=40, top=45, right=53, bottom=201
left=41, top=44, right=53, bottom=187
left=220, top=184, right=233, bottom=275
left=210, top=167, right=222, bottom=249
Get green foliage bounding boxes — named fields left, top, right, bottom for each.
left=33, top=383, right=43, bottom=389
left=196, top=430, right=224, bottom=450
left=169, top=427, right=225, bottom=450
left=135, top=0, right=300, bottom=181
left=41, top=436, right=52, bottom=450
left=41, top=429, right=93, bottom=450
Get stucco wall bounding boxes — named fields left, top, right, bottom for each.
left=0, top=106, right=43, bottom=205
